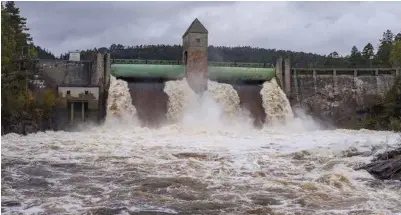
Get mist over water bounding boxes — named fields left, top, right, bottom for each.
left=2, top=76, right=401, bottom=215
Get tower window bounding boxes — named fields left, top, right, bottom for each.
left=85, top=90, right=89, bottom=95
left=196, top=38, right=200, bottom=43
left=67, top=90, right=71, bottom=95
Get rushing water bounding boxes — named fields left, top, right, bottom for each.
left=260, top=78, right=294, bottom=124
left=164, top=78, right=242, bottom=126
left=2, top=77, right=401, bottom=215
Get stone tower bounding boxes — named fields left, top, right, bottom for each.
left=182, top=18, right=208, bottom=94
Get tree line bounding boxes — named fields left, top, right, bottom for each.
left=59, top=30, right=401, bottom=68
left=1, top=1, right=56, bottom=134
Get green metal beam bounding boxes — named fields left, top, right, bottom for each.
left=111, top=64, right=276, bottom=81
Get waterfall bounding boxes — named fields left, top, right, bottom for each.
left=106, top=75, right=294, bottom=127
left=163, top=78, right=242, bottom=125
left=105, top=76, right=138, bottom=125
left=260, top=78, right=294, bottom=124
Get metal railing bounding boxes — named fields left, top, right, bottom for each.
left=291, top=67, right=400, bottom=76
left=112, top=59, right=182, bottom=65
left=112, top=59, right=274, bottom=68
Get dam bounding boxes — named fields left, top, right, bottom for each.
left=2, top=19, right=401, bottom=214
left=110, top=18, right=288, bottom=128
left=30, top=19, right=399, bottom=131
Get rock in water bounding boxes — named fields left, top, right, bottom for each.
left=357, top=147, right=401, bottom=181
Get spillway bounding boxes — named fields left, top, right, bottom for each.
left=111, top=74, right=294, bottom=129
left=105, top=76, right=138, bottom=125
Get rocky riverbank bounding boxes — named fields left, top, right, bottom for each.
left=357, top=146, right=401, bottom=181
left=1, top=109, right=56, bottom=135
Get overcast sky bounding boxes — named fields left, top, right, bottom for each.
left=16, top=1, right=401, bottom=56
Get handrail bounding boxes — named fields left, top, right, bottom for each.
left=112, top=59, right=274, bottom=68
left=292, top=68, right=398, bottom=71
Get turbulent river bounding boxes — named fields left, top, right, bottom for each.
left=2, top=77, right=401, bottom=215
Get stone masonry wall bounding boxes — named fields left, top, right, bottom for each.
left=289, top=69, right=399, bottom=128
left=183, top=32, right=208, bottom=93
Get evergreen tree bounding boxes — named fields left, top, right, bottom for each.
left=376, top=30, right=394, bottom=66
left=349, top=46, right=363, bottom=67
left=4, top=1, right=33, bottom=54
left=1, top=1, right=56, bottom=134
left=1, top=3, right=17, bottom=76
left=35, top=45, right=56, bottom=59
left=395, top=33, right=401, bottom=42
left=390, top=40, right=401, bottom=67
left=362, top=43, right=375, bottom=67
left=362, top=43, right=374, bottom=59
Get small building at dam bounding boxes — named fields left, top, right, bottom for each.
left=36, top=52, right=110, bottom=130
left=34, top=18, right=400, bottom=130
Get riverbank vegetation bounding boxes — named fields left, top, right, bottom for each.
left=356, top=32, right=401, bottom=132
left=1, top=2, right=56, bottom=134
left=360, top=77, right=401, bottom=132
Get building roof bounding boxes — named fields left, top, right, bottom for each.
left=182, top=18, right=208, bottom=38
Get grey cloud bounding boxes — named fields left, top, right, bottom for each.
left=16, top=1, right=401, bottom=56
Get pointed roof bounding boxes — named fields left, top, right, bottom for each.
left=182, top=18, right=208, bottom=38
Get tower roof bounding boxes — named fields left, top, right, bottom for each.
left=182, top=18, right=208, bottom=38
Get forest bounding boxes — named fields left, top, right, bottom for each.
left=1, top=2, right=57, bottom=134
left=1, top=1, right=401, bottom=134
left=59, top=30, right=401, bottom=68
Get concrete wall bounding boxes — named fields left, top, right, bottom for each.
left=287, top=68, right=399, bottom=127
left=56, top=86, right=100, bottom=110
left=37, top=53, right=108, bottom=89
left=37, top=60, right=92, bottom=87
left=92, top=53, right=104, bottom=87
left=58, top=87, right=100, bottom=100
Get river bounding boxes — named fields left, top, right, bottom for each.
left=1, top=77, right=401, bottom=215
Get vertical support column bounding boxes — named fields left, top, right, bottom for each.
left=81, top=102, right=85, bottom=121
left=275, top=57, right=283, bottom=88
left=375, top=68, right=380, bottom=96
left=70, top=102, right=74, bottom=124
left=284, top=58, right=291, bottom=96
left=353, top=69, right=358, bottom=105
left=293, top=69, right=300, bottom=103
left=91, top=53, right=103, bottom=86
left=104, top=53, right=111, bottom=88
left=101, top=53, right=111, bottom=124
left=333, top=69, right=337, bottom=93
left=313, top=69, right=317, bottom=94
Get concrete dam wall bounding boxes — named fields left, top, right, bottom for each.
left=31, top=48, right=399, bottom=131
left=281, top=64, right=400, bottom=128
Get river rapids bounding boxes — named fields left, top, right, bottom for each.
left=1, top=77, right=401, bottom=215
